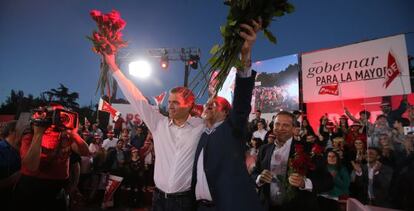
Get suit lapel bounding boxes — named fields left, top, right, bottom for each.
left=264, top=144, right=276, bottom=170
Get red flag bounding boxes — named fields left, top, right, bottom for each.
left=318, top=84, right=339, bottom=96
left=153, top=91, right=166, bottom=106
left=101, top=175, right=123, bottom=209
left=384, top=51, right=401, bottom=88
left=98, top=98, right=120, bottom=119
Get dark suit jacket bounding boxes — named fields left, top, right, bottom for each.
left=191, top=71, right=264, bottom=211
left=353, top=163, right=393, bottom=207
left=251, top=141, right=333, bottom=211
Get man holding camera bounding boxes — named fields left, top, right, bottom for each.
left=12, top=104, right=89, bottom=210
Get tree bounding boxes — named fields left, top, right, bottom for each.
left=0, top=90, right=47, bottom=117
left=43, top=83, right=80, bottom=109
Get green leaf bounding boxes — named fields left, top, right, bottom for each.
left=210, top=44, right=221, bottom=55
left=274, top=10, right=285, bottom=17
left=220, top=25, right=226, bottom=36
left=264, top=29, right=277, bottom=44
left=228, top=19, right=237, bottom=26
left=286, top=4, right=295, bottom=13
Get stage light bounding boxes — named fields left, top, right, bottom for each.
left=129, top=60, right=152, bottom=79
left=189, top=55, right=199, bottom=69
left=160, top=55, right=169, bottom=69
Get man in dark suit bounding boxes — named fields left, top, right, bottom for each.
left=351, top=147, right=393, bottom=208
left=252, top=111, right=333, bottom=211
left=191, top=19, right=264, bottom=211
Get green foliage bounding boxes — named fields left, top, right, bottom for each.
left=200, top=0, right=295, bottom=93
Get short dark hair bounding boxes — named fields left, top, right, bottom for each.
left=359, top=110, right=371, bottom=119
left=256, top=109, right=261, bottom=113
left=170, top=86, right=195, bottom=107
left=376, top=114, right=387, bottom=121
left=276, top=111, right=295, bottom=126
left=393, top=117, right=410, bottom=127
left=0, top=120, right=17, bottom=139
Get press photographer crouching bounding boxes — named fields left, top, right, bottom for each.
left=12, top=103, right=89, bottom=210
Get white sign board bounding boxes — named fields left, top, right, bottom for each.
left=301, top=34, right=411, bottom=103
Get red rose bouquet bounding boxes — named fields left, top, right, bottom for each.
left=87, top=9, right=127, bottom=98
left=290, top=144, right=315, bottom=175
left=311, top=144, right=324, bottom=157
left=279, top=144, right=316, bottom=202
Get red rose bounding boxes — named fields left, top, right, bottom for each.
left=115, top=19, right=126, bottom=31
left=102, top=14, right=110, bottom=24
left=108, top=10, right=121, bottom=22
left=92, top=32, right=101, bottom=41
left=311, top=144, right=324, bottom=155
left=90, top=10, right=101, bottom=18
left=294, top=144, right=304, bottom=154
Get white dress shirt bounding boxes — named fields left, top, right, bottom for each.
left=102, top=138, right=118, bottom=150
left=195, top=121, right=224, bottom=200
left=253, top=129, right=268, bottom=141
left=113, top=70, right=205, bottom=193
left=195, top=69, right=252, bottom=201
left=256, top=137, right=313, bottom=205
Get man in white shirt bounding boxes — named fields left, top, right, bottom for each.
left=253, top=121, right=268, bottom=141
left=252, top=111, right=333, bottom=211
left=102, top=130, right=118, bottom=151
left=104, top=48, right=205, bottom=211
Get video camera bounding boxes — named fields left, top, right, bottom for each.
left=30, top=105, right=78, bottom=130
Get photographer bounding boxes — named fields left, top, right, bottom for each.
left=12, top=104, right=89, bottom=210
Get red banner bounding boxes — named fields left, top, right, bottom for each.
left=384, top=51, right=401, bottom=88
left=101, top=175, right=123, bottom=209
left=318, top=84, right=339, bottom=96
left=98, top=98, right=120, bottom=120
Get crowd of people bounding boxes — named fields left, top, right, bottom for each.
left=2, top=18, right=414, bottom=211
left=0, top=107, right=155, bottom=210
left=253, top=85, right=298, bottom=113
left=244, top=95, right=414, bottom=210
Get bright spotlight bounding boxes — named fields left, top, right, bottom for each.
left=287, top=81, right=299, bottom=96
left=129, top=60, right=152, bottom=79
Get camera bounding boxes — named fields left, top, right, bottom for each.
left=31, top=106, right=78, bottom=130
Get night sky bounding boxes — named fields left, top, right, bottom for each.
left=1, top=0, right=413, bottom=106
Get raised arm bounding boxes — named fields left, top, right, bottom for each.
left=229, top=19, right=261, bottom=133
left=344, top=107, right=359, bottom=123
left=104, top=54, right=162, bottom=131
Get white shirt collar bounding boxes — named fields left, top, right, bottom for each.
left=204, top=120, right=224, bottom=135
left=168, top=115, right=198, bottom=128
left=274, top=137, right=293, bottom=149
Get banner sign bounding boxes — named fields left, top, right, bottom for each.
left=302, top=34, right=411, bottom=103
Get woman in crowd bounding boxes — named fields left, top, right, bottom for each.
left=378, top=134, right=397, bottom=169
left=252, top=121, right=267, bottom=142
left=300, top=117, right=315, bottom=138
left=245, top=137, right=262, bottom=174
left=344, top=139, right=367, bottom=172
left=88, top=133, right=103, bottom=156
left=318, top=149, right=350, bottom=211
left=126, top=147, right=145, bottom=207
left=337, top=115, right=349, bottom=137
